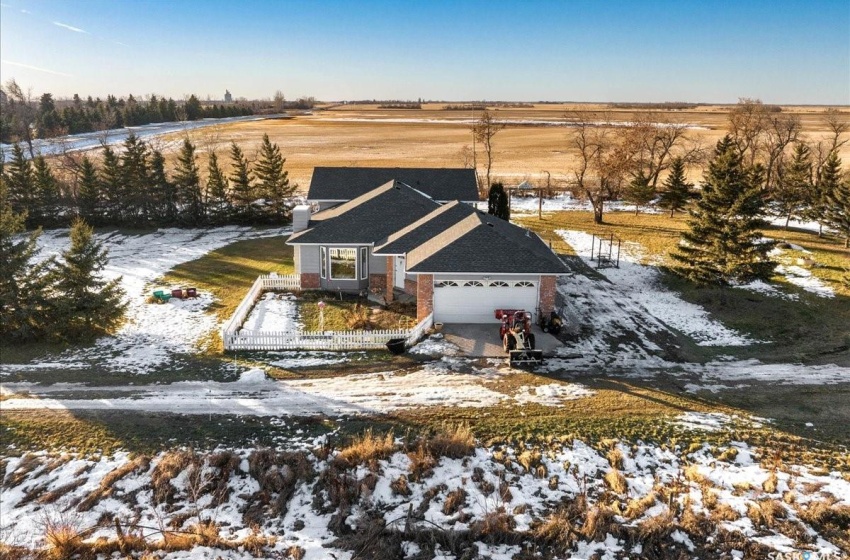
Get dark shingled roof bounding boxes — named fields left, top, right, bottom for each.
left=287, top=180, right=440, bottom=245
left=406, top=212, right=569, bottom=274
left=373, top=201, right=478, bottom=255
left=308, top=167, right=479, bottom=202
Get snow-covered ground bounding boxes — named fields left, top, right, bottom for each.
left=0, top=363, right=598, bottom=415
left=475, top=192, right=660, bottom=215
left=544, top=230, right=850, bottom=388
left=241, top=292, right=301, bottom=332
left=2, top=436, right=846, bottom=559
left=557, top=229, right=757, bottom=347
left=0, top=227, right=289, bottom=375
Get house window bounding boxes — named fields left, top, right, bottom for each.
left=514, top=281, right=535, bottom=288
left=320, top=247, right=327, bottom=279
left=489, top=280, right=509, bottom=287
left=360, top=247, right=368, bottom=280
left=463, top=280, right=484, bottom=287
left=330, top=248, right=357, bottom=279
left=435, top=280, right=459, bottom=288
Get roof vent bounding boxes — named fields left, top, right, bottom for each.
left=525, top=229, right=531, bottom=237
left=487, top=222, right=494, bottom=227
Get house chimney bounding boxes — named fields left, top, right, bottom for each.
left=292, top=205, right=311, bottom=233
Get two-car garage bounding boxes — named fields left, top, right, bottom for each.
left=431, top=277, right=539, bottom=324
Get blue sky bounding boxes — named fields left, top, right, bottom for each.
left=1, top=0, right=848, bottom=104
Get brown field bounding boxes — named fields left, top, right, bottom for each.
left=151, top=102, right=850, bottom=192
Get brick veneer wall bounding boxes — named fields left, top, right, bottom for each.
left=369, top=274, right=387, bottom=297
left=385, top=257, right=394, bottom=302
left=300, top=273, right=320, bottom=290
left=404, top=278, right=417, bottom=296
left=416, top=274, right=433, bottom=321
left=538, top=275, right=557, bottom=316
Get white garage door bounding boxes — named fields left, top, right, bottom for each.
left=433, top=279, right=538, bottom=323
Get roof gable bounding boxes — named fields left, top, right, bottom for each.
left=288, top=180, right=441, bottom=245
left=373, top=201, right=478, bottom=255
left=406, top=212, right=569, bottom=275
left=308, top=167, right=479, bottom=202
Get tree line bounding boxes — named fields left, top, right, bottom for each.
left=1, top=79, right=254, bottom=149
left=1, top=133, right=297, bottom=229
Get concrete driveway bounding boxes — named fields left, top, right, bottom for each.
left=441, top=323, right=564, bottom=358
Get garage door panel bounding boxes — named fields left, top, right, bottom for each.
left=433, top=284, right=537, bottom=324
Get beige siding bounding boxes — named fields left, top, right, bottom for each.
left=299, top=245, right=322, bottom=274
left=369, top=252, right=386, bottom=274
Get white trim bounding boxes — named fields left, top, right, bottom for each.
left=360, top=247, right=368, bottom=280
left=288, top=242, right=374, bottom=246
left=320, top=247, right=327, bottom=279
left=411, top=272, right=561, bottom=276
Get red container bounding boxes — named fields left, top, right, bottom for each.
left=171, top=289, right=184, bottom=299
left=185, top=287, right=198, bottom=298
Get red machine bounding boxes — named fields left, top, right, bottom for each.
left=495, top=309, right=542, bottom=368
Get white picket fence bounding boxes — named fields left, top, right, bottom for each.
left=220, top=274, right=299, bottom=337
left=221, top=274, right=433, bottom=351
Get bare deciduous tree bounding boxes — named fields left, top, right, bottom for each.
left=273, top=90, right=286, bottom=113
left=622, top=111, right=703, bottom=189
left=762, top=113, right=802, bottom=190
left=2, top=79, right=37, bottom=157
left=728, top=98, right=769, bottom=166
left=565, top=111, right=627, bottom=224
left=472, top=110, right=504, bottom=195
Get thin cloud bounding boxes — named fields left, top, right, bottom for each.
left=114, top=40, right=130, bottom=47
left=53, top=21, right=88, bottom=34
left=1, top=59, right=73, bottom=77
left=20, top=8, right=30, bottom=13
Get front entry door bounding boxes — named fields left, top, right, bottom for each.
left=394, top=256, right=406, bottom=289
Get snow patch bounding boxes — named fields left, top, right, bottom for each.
left=556, top=229, right=757, bottom=347
left=514, top=383, right=595, bottom=405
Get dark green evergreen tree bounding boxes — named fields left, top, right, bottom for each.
left=51, top=218, right=126, bottom=340
left=32, top=156, right=62, bottom=227
left=658, top=158, right=693, bottom=218
left=205, top=151, right=230, bottom=223
left=0, top=179, right=55, bottom=341
left=254, top=134, right=293, bottom=222
left=624, top=171, right=656, bottom=215
left=77, top=156, right=102, bottom=224
left=820, top=152, right=850, bottom=248
left=229, top=142, right=255, bottom=222
left=806, top=150, right=840, bottom=238
left=671, top=136, right=775, bottom=286
left=185, top=95, right=202, bottom=121
left=3, top=143, right=35, bottom=218
left=487, top=182, right=510, bottom=221
left=148, top=150, right=175, bottom=224
left=100, top=146, right=123, bottom=223
left=773, top=143, right=812, bottom=230
left=120, top=133, right=151, bottom=225
left=173, top=139, right=204, bottom=225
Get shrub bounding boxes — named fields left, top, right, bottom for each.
left=407, top=443, right=437, bottom=482
left=334, top=429, right=396, bottom=469
left=442, top=488, right=467, bottom=515
left=604, top=468, right=628, bottom=495
left=428, top=423, right=475, bottom=459
left=581, top=505, right=615, bottom=541
left=390, top=474, right=411, bottom=497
